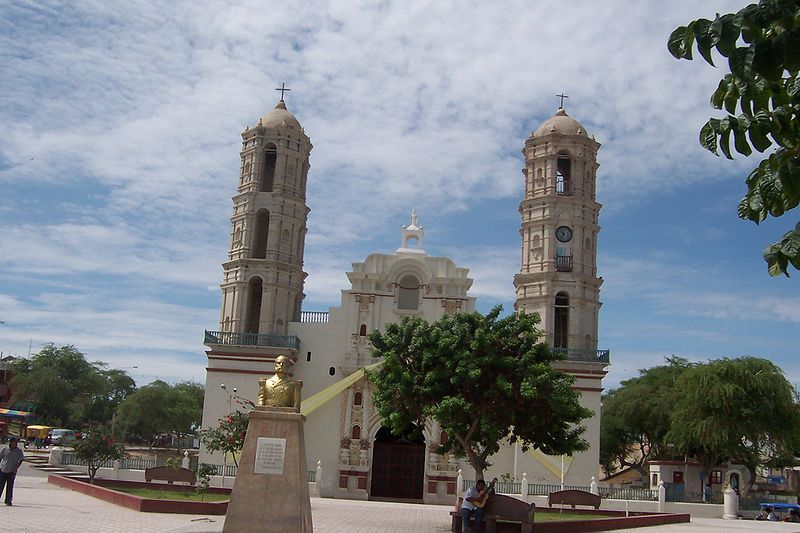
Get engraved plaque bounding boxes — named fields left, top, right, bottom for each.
left=254, top=437, right=287, bottom=475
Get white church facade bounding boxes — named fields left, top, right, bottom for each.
left=199, top=97, right=610, bottom=504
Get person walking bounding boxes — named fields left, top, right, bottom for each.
left=0, top=437, right=24, bottom=505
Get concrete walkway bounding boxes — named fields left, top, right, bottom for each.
left=2, top=462, right=799, bottom=532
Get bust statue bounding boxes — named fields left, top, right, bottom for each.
left=257, top=355, right=302, bottom=410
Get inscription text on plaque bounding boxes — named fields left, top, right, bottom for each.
left=254, top=437, right=287, bottom=475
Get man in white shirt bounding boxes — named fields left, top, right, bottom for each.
left=457, top=479, right=486, bottom=532
left=0, top=437, right=24, bottom=506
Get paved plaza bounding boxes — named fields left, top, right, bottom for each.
left=1, top=462, right=799, bottom=532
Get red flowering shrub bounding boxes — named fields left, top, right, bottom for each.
left=199, top=410, right=250, bottom=467
left=73, top=425, right=125, bottom=483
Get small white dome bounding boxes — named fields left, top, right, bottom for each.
left=259, top=100, right=301, bottom=129
left=533, top=108, right=588, bottom=137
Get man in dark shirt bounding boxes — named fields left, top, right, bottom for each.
left=0, top=437, right=24, bottom=505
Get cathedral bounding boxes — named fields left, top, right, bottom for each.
left=199, top=96, right=610, bottom=503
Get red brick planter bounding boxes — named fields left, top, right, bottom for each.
left=47, top=474, right=230, bottom=515
left=531, top=508, right=691, bottom=532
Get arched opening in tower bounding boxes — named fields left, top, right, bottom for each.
left=556, top=153, right=571, bottom=195
left=252, top=209, right=270, bottom=259
left=554, top=291, right=570, bottom=349
left=244, top=276, right=263, bottom=334
left=261, top=146, right=277, bottom=192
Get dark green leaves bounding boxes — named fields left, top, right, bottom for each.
left=765, top=225, right=800, bottom=275
left=368, top=306, right=592, bottom=477
left=671, top=0, right=800, bottom=275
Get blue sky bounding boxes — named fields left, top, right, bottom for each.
left=0, top=0, right=797, bottom=389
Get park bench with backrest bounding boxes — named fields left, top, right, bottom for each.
left=547, top=489, right=601, bottom=509
left=144, top=465, right=196, bottom=485
left=450, top=493, right=536, bottom=532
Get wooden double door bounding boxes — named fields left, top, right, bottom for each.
left=370, top=428, right=425, bottom=500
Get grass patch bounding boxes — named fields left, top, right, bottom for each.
left=534, top=512, right=618, bottom=522
left=113, top=487, right=229, bottom=502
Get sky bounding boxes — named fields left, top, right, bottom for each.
left=0, top=0, right=798, bottom=391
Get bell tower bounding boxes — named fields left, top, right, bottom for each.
left=513, top=105, right=604, bottom=357
left=214, top=94, right=311, bottom=343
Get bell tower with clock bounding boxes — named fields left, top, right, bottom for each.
left=513, top=103, right=604, bottom=357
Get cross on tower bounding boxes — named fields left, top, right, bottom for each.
left=556, top=92, right=569, bottom=109
left=276, top=82, right=291, bottom=101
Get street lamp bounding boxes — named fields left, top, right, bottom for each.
left=219, top=384, right=238, bottom=487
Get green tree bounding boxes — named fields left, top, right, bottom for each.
left=77, top=369, right=136, bottom=425
left=114, top=380, right=204, bottom=446
left=665, top=356, right=800, bottom=493
left=9, top=344, right=134, bottom=427
left=367, top=306, right=593, bottom=480
left=195, top=463, right=216, bottom=501
left=669, top=0, right=800, bottom=276
left=600, top=357, right=692, bottom=476
left=73, top=425, right=125, bottom=483
left=199, top=410, right=249, bottom=468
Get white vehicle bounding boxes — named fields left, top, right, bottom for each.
left=50, top=428, right=77, bottom=445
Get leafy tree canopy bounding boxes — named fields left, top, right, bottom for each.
left=367, top=306, right=593, bottom=479
left=600, top=356, right=693, bottom=475
left=669, top=0, right=800, bottom=276
left=114, top=380, right=204, bottom=445
left=665, top=356, right=800, bottom=490
left=9, top=344, right=135, bottom=427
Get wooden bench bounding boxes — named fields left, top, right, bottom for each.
left=547, top=489, right=601, bottom=509
left=450, top=494, right=536, bottom=532
left=144, top=466, right=196, bottom=486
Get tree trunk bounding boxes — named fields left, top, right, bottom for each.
left=466, top=448, right=485, bottom=481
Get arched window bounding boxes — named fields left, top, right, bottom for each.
left=359, top=324, right=367, bottom=336
left=261, top=145, right=276, bottom=192
left=353, top=392, right=363, bottom=406
left=252, top=209, right=270, bottom=259
left=397, top=274, right=421, bottom=310
left=554, top=292, right=569, bottom=349
left=556, top=153, right=571, bottom=195
left=244, top=277, right=263, bottom=334
left=351, top=425, right=361, bottom=440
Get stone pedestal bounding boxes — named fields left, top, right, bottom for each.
left=223, top=407, right=313, bottom=532
left=723, top=486, right=739, bottom=520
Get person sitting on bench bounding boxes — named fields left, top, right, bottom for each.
left=457, top=479, right=487, bottom=532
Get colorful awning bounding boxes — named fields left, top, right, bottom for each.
left=0, top=408, right=32, bottom=417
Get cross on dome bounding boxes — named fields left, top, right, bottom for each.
left=276, top=82, right=291, bottom=101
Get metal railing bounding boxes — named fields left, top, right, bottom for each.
left=600, top=486, right=657, bottom=501
left=555, top=255, right=573, bottom=272
left=198, top=463, right=316, bottom=483
left=199, top=463, right=238, bottom=477
left=62, top=452, right=114, bottom=468
left=300, top=311, right=329, bottom=323
left=120, top=457, right=157, bottom=470
left=462, top=480, right=663, bottom=502
left=204, top=330, right=300, bottom=350
left=63, top=452, right=159, bottom=471
left=553, top=348, right=611, bottom=363
left=528, top=483, right=591, bottom=496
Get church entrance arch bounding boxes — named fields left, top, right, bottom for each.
left=370, top=426, right=425, bottom=500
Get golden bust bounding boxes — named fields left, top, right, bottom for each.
left=257, top=355, right=302, bottom=410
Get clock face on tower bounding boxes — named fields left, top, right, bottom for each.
left=556, top=225, right=573, bottom=243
